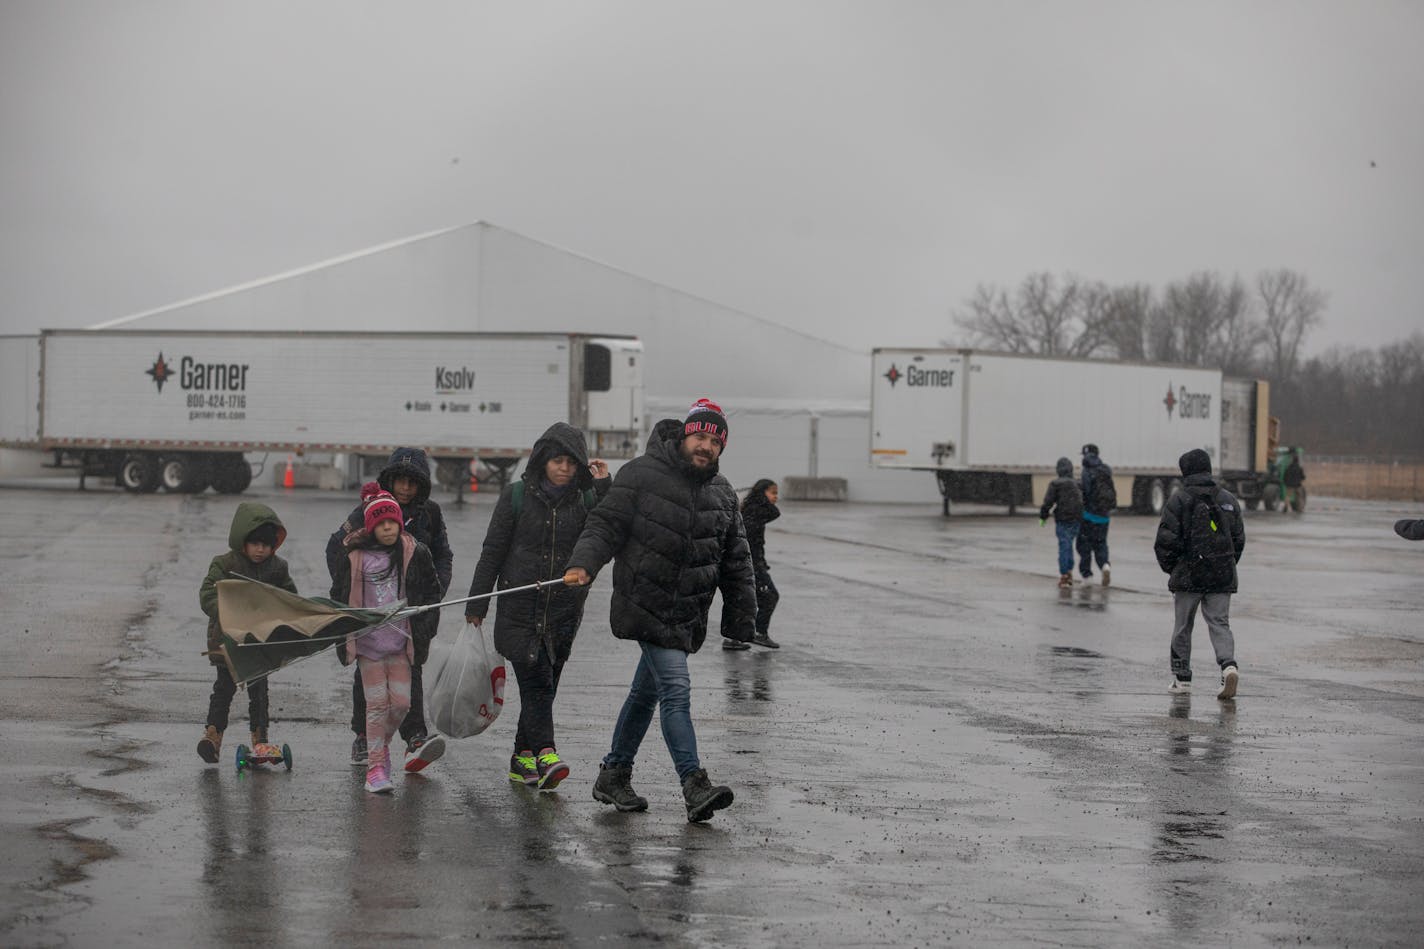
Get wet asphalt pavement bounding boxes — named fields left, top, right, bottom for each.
left=1, top=480, right=1421, bottom=947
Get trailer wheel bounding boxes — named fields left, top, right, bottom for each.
left=1245, top=498, right=1260, bottom=511
left=1148, top=478, right=1168, bottom=515
left=118, top=453, right=161, bottom=493
left=161, top=454, right=211, bottom=493
left=210, top=455, right=253, bottom=494
left=1262, top=484, right=1281, bottom=511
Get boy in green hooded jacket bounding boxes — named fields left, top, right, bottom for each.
left=197, top=502, right=298, bottom=763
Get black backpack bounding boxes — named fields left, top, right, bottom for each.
left=1185, top=493, right=1236, bottom=589
left=1088, top=468, right=1117, bottom=514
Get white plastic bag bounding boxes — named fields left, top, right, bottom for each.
left=425, top=624, right=506, bottom=738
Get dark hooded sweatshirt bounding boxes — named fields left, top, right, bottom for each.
left=1081, top=451, right=1114, bottom=522
left=566, top=418, right=758, bottom=652
left=464, top=422, right=612, bottom=666
left=199, top=502, right=298, bottom=666
left=1039, top=458, right=1084, bottom=523
left=325, top=447, right=454, bottom=597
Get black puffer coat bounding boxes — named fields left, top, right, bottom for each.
left=741, top=485, right=780, bottom=574
left=325, top=447, right=454, bottom=597
left=567, top=418, right=758, bottom=652
left=464, top=423, right=611, bottom=665
left=1153, top=473, right=1247, bottom=593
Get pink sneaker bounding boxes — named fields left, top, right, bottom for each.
left=365, top=749, right=393, bottom=794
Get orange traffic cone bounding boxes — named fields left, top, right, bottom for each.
left=469, top=473, right=479, bottom=493
left=283, top=456, right=295, bottom=489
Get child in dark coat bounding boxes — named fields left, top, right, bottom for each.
left=330, top=484, right=442, bottom=794
left=197, top=503, right=298, bottom=763
left=326, top=447, right=453, bottom=771
left=1039, top=458, right=1084, bottom=588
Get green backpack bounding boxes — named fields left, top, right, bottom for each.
left=509, top=480, right=597, bottom=518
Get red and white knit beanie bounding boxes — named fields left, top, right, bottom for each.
left=361, top=481, right=403, bottom=533
left=683, top=398, right=728, bottom=448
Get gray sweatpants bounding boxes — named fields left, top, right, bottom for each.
left=1169, top=591, right=1236, bottom=681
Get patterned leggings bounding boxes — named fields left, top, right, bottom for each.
left=358, top=654, right=412, bottom=768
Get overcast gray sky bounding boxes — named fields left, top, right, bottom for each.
left=2, top=1, right=1420, bottom=355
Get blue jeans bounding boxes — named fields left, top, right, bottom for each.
left=605, top=643, right=700, bottom=781
left=1054, top=521, right=1080, bottom=575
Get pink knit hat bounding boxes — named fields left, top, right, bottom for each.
left=361, top=482, right=402, bottom=533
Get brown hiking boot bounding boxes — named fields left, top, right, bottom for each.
left=251, top=728, right=268, bottom=748
left=197, top=726, right=222, bottom=763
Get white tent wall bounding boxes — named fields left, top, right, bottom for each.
left=646, top=398, right=939, bottom=504
left=98, top=226, right=485, bottom=332
left=475, top=226, right=868, bottom=402
left=100, top=222, right=933, bottom=503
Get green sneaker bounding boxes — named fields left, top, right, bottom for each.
left=536, top=748, right=570, bottom=791
left=508, top=751, right=538, bottom=786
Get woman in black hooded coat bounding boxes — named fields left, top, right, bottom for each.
left=723, top=479, right=782, bottom=650
left=465, top=422, right=611, bottom=790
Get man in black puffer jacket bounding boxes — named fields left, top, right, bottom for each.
left=564, top=398, right=758, bottom=823
left=326, top=447, right=454, bottom=772
left=1154, top=448, right=1246, bottom=700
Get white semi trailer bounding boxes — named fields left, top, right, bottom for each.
left=1, top=330, right=644, bottom=494
left=870, top=348, right=1273, bottom=515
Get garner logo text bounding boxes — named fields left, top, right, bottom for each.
left=907, top=366, right=954, bottom=387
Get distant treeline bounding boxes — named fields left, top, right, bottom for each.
left=948, top=269, right=1423, bottom=459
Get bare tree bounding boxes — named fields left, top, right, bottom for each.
left=952, top=272, right=1103, bottom=356
left=1257, top=268, right=1327, bottom=382
left=1096, top=283, right=1153, bottom=360
left=1150, top=271, right=1260, bottom=371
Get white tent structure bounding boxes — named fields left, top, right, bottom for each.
left=101, top=222, right=936, bottom=502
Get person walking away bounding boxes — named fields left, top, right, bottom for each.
left=331, top=485, right=442, bottom=793
left=1153, top=449, right=1246, bottom=700
left=1078, top=443, right=1116, bottom=585
left=465, top=423, right=612, bottom=791
left=724, top=478, right=782, bottom=650
left=564, top=398, right=758, bottom=822
left=1282, top=449, right=1306, bottom=512
left=1038, top=458, right=1084, bottom=588
left=327, top=447, right=453, bottom=772
left=197, top=503, right=299, bottom=763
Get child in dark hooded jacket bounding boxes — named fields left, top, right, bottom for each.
left=197, top=502, right=298, bottom=763
left=1039, top=458, right=1084, bottom=588
left=464, top=422, right=611, bottom=790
